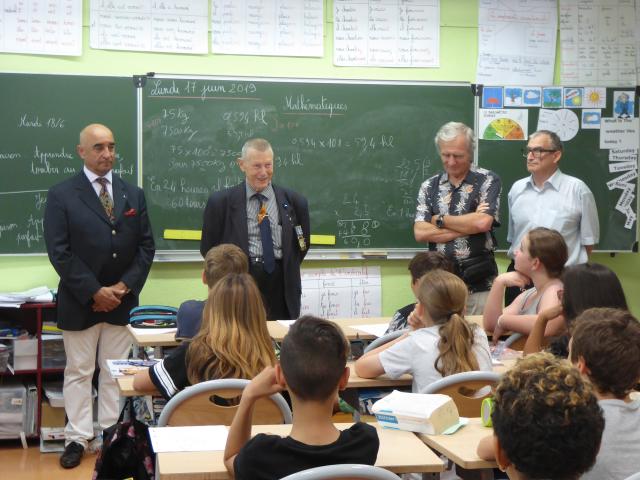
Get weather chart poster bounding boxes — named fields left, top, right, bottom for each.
left=479, top=84, right=638, bottom=229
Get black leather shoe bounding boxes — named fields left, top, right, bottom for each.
left=60, top=441, right=84, bottom=469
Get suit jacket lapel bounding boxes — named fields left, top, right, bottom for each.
left=274, top=185, right=292, bottom=254
left=230, top=183, right=249, bottom=252
left=111, top=176, right=127, bottom=221
left=74, top=172, right=112, bottom=225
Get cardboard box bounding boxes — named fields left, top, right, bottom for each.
left=41, top=400, right=66, bottom=428
left=371, top=390, right=460, bottom=435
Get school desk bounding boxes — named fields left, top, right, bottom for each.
left=418, top=417, right=497, bottom=471
left=116, top=361, right=413, bottom=397
left=155, top=422, right=445, bottom=479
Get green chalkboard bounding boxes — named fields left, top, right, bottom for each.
left=142, top=76, right=474, bottom=251
left=0, top=73, right=137, bottom=254
left=478, top=87, right=638, bottom=252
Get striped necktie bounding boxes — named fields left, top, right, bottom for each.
left=96, top=177, right=114, bottom=222
left=255, top=193, right=275, bottom=273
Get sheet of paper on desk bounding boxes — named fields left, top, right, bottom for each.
left=106, top=359, right=158, bottom=377
left=149, top=425, right=228, bottom=452
left=350, top=323, right=388, bottom=338
left=132, top=327, right=177, bottom=336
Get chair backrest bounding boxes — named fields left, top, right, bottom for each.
left=363, top=329, right=407, bottom=354
left=280, top=464, right=399, bottom=480
left=156, top=378, right=292, bottom=427
left=503, top=332, right=526, bottom=350
left=423, top=371, right=501, bottom=417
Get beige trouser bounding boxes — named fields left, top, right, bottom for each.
left=62, top=323, right=132, bottom=448
left=466, top=290, right=491, bottom=316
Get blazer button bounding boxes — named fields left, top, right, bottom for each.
left=112, top=230, right=116, bottom=236
left=112, top=253, right=117, bottom=258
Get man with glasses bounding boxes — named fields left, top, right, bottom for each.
left=414, top=122, right=501, bottom=315
left=505, top=130, right=599, bottom=305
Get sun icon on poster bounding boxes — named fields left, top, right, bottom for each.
left=588, top=90, right=601, bottom=104
left=584, top=87, right=606, bottom=108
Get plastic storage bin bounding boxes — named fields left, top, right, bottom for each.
left=0, top=383, right=27, bottom=439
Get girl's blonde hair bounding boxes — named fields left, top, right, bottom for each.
left=186, top=273, right=276, bottom=383
left=417, top=270, right=479, bottom=376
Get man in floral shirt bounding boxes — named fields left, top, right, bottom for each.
left=414, top=122, right=501, bottom=315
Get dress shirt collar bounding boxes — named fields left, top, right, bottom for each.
left=526, top=168, right=563, bottom=191
left=245, top=181, right=274, bottom=201
left=83, top=166, right=113, bottom=185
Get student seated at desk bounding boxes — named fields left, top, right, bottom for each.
left=133, top=273, right=275, bottom=399
left=355, top=270, right=492, bottom=393
left=385, top=251, right=452, bottom=334
left=569, top=307, right=640, bottom=480
left=477, top=352, right=604, bottom=480
left=175, top=243, right=248, bottom=340
left=224, top=316, right=379, bottom=480
left=524, top=262, right=628, bottom=357
left=483, top=227, right=566, bottom=343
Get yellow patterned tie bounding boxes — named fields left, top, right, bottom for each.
left=96, top=177, right=114, bottom=222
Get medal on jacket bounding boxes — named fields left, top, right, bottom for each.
left=295, top=225, right=307, bottom=251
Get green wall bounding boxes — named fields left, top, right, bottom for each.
left=0, top=0, right=637, bottom=316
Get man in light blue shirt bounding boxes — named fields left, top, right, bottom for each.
left=506, top=130, right=599, bottom=304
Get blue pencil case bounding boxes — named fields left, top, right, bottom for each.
left=129, top=305, right=178, bottom=328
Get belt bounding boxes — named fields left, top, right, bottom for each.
left=250, top=257, right=282, bottom=265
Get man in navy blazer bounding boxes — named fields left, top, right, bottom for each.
left=44, top=124, right=155, bottom=468
left=200, top=138, right=309, bottom=320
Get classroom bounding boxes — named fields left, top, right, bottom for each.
left=1, top=1, right=639, bottom=479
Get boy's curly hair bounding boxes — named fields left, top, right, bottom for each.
left=492, top=352, right=604, bottom=479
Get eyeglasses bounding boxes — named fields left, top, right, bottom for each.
left=522, top=147, right=557, bottom=159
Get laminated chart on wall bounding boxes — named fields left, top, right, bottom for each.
left=559, top=0, right=637, bottom=86
left=211, top=0, right=323, bottom=57
left=333, top=0, right=440, bottom=67
left=0, top=0, right=82, bottom=56
left=476, top=0, right=558, bottom=85
left=300, top=267, right=381, bottom=319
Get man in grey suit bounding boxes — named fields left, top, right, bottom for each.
left=200, top=138, right=310, bottom=319
left=44, top=124, right=155, bottom=468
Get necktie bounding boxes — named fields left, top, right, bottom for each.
left=256, top=194, right=275, bottom=274
left=96, top=177, right=115, bottom=222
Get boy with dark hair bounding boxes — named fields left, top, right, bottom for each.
left=477, top=352, right=604, bottom=479
left=385, top=251, right=453, bottom=333
left=569, top=307, right=640, bottom=479
left=224, top=315, right=380, bottom=480
left=175, top=243, right=248, bottom=340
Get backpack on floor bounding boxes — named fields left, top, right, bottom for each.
left=93, top=398, right=155, bottom=480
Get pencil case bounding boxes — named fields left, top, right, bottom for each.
left=129, top=305, right=178, bottom=328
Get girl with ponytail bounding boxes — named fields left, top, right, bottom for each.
left=355, top=270, right=492, bottom=393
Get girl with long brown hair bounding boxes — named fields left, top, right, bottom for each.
left=355, top=270, right=492, bottom=393
left=134, top=273, right=275, bottom=399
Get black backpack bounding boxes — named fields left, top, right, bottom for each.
left=93, top=398, right=155, bottom=480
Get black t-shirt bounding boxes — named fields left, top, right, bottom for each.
left=148, top=342, right=191, bottom=400
left=233, top=422, right=379, bottom=480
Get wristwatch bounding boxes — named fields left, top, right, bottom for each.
left=435, top=215, right=445, bottom=229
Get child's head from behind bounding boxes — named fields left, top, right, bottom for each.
left=280, top=315, right=349, bottom=402
left=561, top=263, right=627, bottom=325
left=187, top=272, right=274, bottom=382
left=569, top=307, right=640, bottom=399
left=492, top=352, right=604, bottom=480
left=416, top=270, right=466, bottom=324
left=417, top=270, right=479, bottom=376
left=408, top=251, right=453, bottom=290
left=518, top=227, right=567, bottom=279
left=203, top=244, right=249, bottom=288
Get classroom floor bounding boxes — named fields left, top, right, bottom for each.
left=0, top=440, right=97, bottom=480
